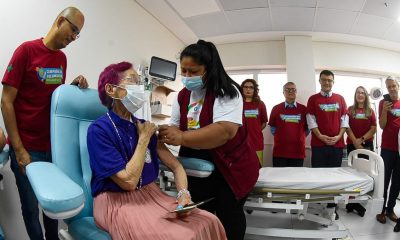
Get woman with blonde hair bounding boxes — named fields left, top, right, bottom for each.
left=345, top=86, right=376, bottom=217
left=346, top=86, right=377, bottom=153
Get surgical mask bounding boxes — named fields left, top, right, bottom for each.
left=182, top=75, right=204, bottom=91
left=113, top=84, right=146, bottom=114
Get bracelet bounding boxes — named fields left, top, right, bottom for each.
left=177, top=188, right=191, bottom=199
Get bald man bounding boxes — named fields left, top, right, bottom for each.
left=1, top=7, right=88, bottom=240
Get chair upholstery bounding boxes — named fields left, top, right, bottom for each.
left=50, top=85, right=110, bottom=239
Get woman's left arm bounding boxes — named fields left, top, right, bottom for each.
left=156, top=142, right=191, bottom=205
left=362, top=125, right=377, bottom=141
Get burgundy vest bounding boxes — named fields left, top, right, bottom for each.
left=178, top=88, right=259, bottom=199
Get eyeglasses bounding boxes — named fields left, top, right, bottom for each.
left=121, top=74, right=141, bottom=85
left=243, top=86, right=254, bottom=90
left=64, top=17, right=80, bottom=39
left=320, top=78, right=334, bottom=84
left=285, top=88, right=297, bottom=93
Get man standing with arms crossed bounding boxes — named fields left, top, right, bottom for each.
left=1, top=7, right=88, bottom=240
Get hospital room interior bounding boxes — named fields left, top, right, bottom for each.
left=2, top=0, right=400, bottom=239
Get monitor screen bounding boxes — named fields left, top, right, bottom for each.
left=149, top=56, right=177, bottom=81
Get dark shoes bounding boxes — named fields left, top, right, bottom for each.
left=346, top=203, right=366, bottom=217
left=394, top=220, right=400, bottom=232
left=376, top=211, right=397, bottom=224
left=376, top=213, right=386, bottom=224
left=386, top=212, right=398, bottom=222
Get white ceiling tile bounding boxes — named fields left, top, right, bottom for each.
left=270, top=0, right=317, bottom=8
left=167, top=0, right=220, bottom=18
left=317, top=0, right=365, bottom=11
left=383, top=22, right=400, bottom=42
left=314, top=8, right=358, bottom=33
left=185, top=12, right=234, bottom=38
left=362, top=0, right=400, bottom=19
left=271, top=7, right=315, bottom=31
left=225, top=8, right=271, bottom=33
left=219, top=0, right=268, bottom=11
left=351, top=13, right=394, bottom=38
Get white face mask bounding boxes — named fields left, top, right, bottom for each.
left=112, top=84, right=146, bottom=114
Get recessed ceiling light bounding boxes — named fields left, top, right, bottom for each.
left=397, top=16, right=400, bottom=22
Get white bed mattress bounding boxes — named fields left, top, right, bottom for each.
left=256, top=167, right=374, bottom=195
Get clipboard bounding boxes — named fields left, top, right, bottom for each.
left=171, top=197, right=214, bottom=214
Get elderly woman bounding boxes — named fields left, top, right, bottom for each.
left=87, top=61, right=226, bottom=240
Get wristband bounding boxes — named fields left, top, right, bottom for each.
left=177, top=188, right=191, bottom=200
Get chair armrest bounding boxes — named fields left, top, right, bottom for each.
left=177, top=157, right=215, bottom=178
left=26, top=162, right=84, bottom=219
left=0, top=148, right=9, bottom=168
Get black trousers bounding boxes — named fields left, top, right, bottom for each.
left=311, top=146, right=343, bottom=168
left=188, top=168, right=247, bottom=240
left=347, top=141, right=374, bottom=159
left=273, top=157, right=304, bottom=167
left=380, top=148, right=400, bottom=213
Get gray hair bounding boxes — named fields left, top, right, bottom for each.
left=386, top=76, right=399, bottom=86
left=283, top=81, right=296, bottom=91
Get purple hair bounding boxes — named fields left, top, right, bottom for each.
left=98, top=61, right=133, bottom=109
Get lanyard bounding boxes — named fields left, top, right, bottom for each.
left=107, top=112, right=142, bottom=190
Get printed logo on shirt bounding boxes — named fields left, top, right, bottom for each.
left=391, top=108, right=400, bottom=117
left=319, top=103, right=340, bottom=112
left=7, top=64, right=13, bottom=73
left=354, top=113, right=367, bottom=119
left=244, top=109, right=259, bottom=118
left=187, top=99, right=204, bottom=130
left=280, top=114, right=301, bottom=123
left=36, top=67, right=63, bottom=84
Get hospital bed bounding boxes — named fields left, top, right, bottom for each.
left=245, top=149, right=384, bottom=239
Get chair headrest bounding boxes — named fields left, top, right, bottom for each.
left=51, top=85, right=106, bottom=121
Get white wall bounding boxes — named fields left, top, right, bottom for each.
left=0, top=1, right=184, bottom=239
left=217, top=41, right=286, bottom=69
left=314, top=42, right=400, bottom=76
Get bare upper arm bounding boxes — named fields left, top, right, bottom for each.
left=215, top=121, right=240, bottom=139
left=1, top=84, right=18, bottom=105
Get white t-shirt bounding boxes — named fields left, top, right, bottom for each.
left=170, top=86, right=243, bottom=128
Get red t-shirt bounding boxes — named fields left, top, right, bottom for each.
left=306, top=93, right=347, bottom=148
left=269, top=102, right=307, bottom=158
left=379, top=99, right=400, bottom=151
left=347, top=107, right=376, bottom=144
left=2, top=38, right=67, bottom=151
left=243, top=101, right=268, bottom=151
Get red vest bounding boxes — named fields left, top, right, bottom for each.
left=178, top=88, right=259, bottom=199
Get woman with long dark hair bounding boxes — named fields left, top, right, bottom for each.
left=159, top=40, right=259, bottom=240
left=241, top=79, right=268, bottom=166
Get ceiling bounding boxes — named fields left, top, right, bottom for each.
left=135, top=0, right=400, bottom=51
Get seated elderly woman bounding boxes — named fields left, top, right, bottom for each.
left=87, top=61, right=226, bottom=240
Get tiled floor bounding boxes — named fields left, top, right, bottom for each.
left=245, top=201, right=400, bottom=240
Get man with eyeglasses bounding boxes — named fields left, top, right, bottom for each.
left=1, top=7, right=87, bottom=240
left=269, top=82, right=308, bottom=167
left=306, top=70, right=348, bottom=220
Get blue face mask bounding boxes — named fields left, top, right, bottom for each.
left=182, top=75, right=204, bottom=91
